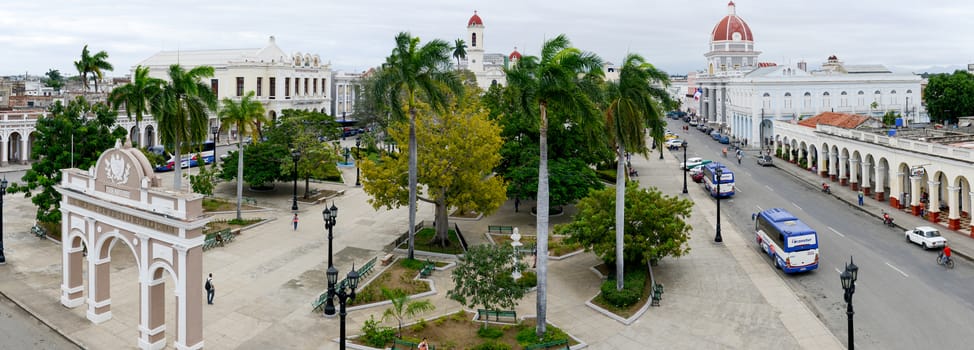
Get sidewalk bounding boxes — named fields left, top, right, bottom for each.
left=0, top=138, right=842, bottom=349
left=768, top=155, right=974, bottom=261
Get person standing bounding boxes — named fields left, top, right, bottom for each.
left=292, top=213, right=299, bottom=231
left=205, top=273, right=215, bottom=305
left=418, top=338, right=429, bottom=350
left=858, top=190, right=864, bottom=206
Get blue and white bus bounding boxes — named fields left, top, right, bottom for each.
left=701, top=162, right=735, bottom=197
left=152, top=141, right=216, bottom=171
left=753, top=208, right=820, bottom=274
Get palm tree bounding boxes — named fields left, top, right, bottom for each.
left=373, top=32, right=461, bottom=260
left=74, top=45, right=114, bottom=94
left=219, top=91, right=267, bottom=220
left=504, top=34, right=602, bottom=336
left=108, top=65, right=164, bottom=147
left=151, top=64, right=218, bottom=191
left=452, top=38, right=467, bottom=71
left=380, top=287, right=435, bottom=337
left=604, top=53, right=671, bottom=290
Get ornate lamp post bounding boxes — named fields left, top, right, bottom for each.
left=354, top=139, right=361, bottom=187
left=714, top=165, right=723, bottom=243
left=322, top=203, right=339, bottom=316
left=0, top=177, right=7, bottom=264
left=682, top=140, right=689, bottom=194
left=211, top=126, right=220, bottom=166
left=291, top=149, right=301, bottom=212
left=840, top=257, right=859, bottom=350
left=328, top=264, right=359, bottom=350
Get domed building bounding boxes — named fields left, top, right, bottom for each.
left=461, top=11, right=510, bottom=90
left=705, top=1, right=760, bottom=75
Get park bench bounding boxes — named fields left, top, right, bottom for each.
left=651, top=283, right=664, bottom=307
left=243, top=197, right=257, bottom=205
left=203, top=233, right=220, bottom=251
left=487, top=225, right=514, bottom=235
left=419, top=259, right=435, bottom=278
left=476, top=309, right=517, bottom=322
left=392, top=338, right=436, bottom=350
left=311, top=292, right=330, bottom=312
left=524, top=339, right=569, bottom=350
left=381, top=253, right=396, bottom=266
left=358, top=256, right=378, bottom=278
left=218, top=229, right=235, bottom=245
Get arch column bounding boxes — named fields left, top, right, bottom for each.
left=838, top=156, right=848, bottom=185
left=1, top=137, right=8, bottom=165
left=849, top=159, right=860, bottom=190
left=60, top=211, right=85, bottom=308
left=947, top=186, right=960, bottom=230
left=928, top=180, right=941, bottom=223
left=910, top=175, right=923, bottom=216
left=139, top=273, right=167, bottom=350
left=829, top=153, right=838, bottom=181
left=861, top=161, right=873, bottom=195
left=20, top=136, right=29, bottom=164
left=175, top=243, right=204, bottom=350
left=818, top=151, right=829, bottom=177
left=969, top=191, right=974, bottom=237
left=874, top=165, right=886, bottom=201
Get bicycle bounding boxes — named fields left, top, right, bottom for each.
left=937, top=254, right=955, bottom=269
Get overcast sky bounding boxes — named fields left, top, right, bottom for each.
left=3, top=0, right=973, bottom=78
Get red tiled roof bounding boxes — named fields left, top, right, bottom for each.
left=797, top=112, right=870, bottom=129
left=468, top=11, right=483, bottom=26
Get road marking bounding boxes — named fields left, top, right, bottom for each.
left=828, top=226, right=845, bottom=237
left=834, top=267, right=842, bottom=274
left=765, top=185, right=774, bottom=192
left=755, top=205, right=764, bottom=211
left=885, top=262, right=909, bottom=278
left=792, top=202, right=802, bottom=211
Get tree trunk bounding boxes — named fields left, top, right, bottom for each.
left=434, top=191, right=450, bottom=248
left=173, top=134, right=183, bottom=191
left=304, top=177, right=310, bottom=199
left=407, top=108, right=418, bottom=260
left=535, top=101, right=549, bottom=337
left=615, top=145, right=626, bottom=291
left=236, top=137, right=244, bottom=220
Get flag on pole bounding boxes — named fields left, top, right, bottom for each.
left=693, top=88, right=702, bottom=101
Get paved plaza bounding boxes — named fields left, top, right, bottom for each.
left=10, top=137, right=941, bottom=349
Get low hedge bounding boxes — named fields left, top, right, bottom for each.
left=599, top=268, right=647, bottom=308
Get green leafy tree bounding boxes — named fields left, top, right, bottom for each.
left=218, top=91, right=267, bottom=219
left=452, top=38, right=467, bottom=71
left=447, top=244, right=529, bottom=329
left=73, top=45, right=114, bottom=94
left=923, top=70, right=974, bottom=125
left=380, top=288, right=435, bottom=337
left=372, top=32, right=462, bottom=259
left=558, top=184, right=693, bottom=268
left=361, top=93, right=507, bottom=246
left=8, top=97, right=125, bottom=225
left=274, top=109, right=342, bottom=198
left=151, top=64, right=217, bottom=191
left=108, top=65, right=164, bottom=147
left=503, top=34, right=603, bottom=336
left=218, top=141, right=287, bottom=189
left=602, top=53, right=671, bottom=290
left=43, top=69, right=64, bottom=93
left=882, top=110, right=901, bottom=126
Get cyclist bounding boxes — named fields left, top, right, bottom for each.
left=722, top=148, right=728, bottom=158
left=940, top=245, right=952, bottom=265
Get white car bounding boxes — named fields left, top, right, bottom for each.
left=905, top=226, right=947, bottom=249
left=665, top=139, right=684, bottom=149
left=681, top=157, right=712, bottom=170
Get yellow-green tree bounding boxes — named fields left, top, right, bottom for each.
left=361, top=93, right=507, bottom=246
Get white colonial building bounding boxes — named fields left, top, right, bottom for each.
left=692, top=2, right=925, bottom=149
left=137, top=36, right=333, bottom=141
left=462, top=11, right=513, bottom=90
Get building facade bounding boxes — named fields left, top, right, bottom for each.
left=331, top=71, right=361, bottom=119
left=462, top=11, right=511, bottom=90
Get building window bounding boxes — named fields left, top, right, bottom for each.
left=322, top=78, right=327, bottom=94
left=857, top=90, right=864, bottom=106
left=285, top=78, right=291, bottom=97
left=236, top=77, right=244, bottom=97
left=269, top=78, right=276, bottom=98
left=783, top=92, right=792, bottom=109
left=257, top=77, right=263, bottom=97
left=304, top=78, right=309, bottom=95
left=840, top=91, right=848, bottom=107
left=803, top=92, right=812, bottom=109
left=822, top=92, right=831, bottom=108
left=762, top=92, right=771, bottom=109
left=313, top=79, right=317, bottom=94
left=472, top=33, right=477, bottom=47
left=211, top=79, right=218, bottom=95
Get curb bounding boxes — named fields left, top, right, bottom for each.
left=0, top=290, right=87, bottom=349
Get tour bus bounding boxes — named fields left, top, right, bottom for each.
left=153, top=141, right=216, bottom=171
left=753, top=208, right=820, bottom=274
left=701, top=162, right=735, bottom=197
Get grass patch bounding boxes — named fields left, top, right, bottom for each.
left=353, top=311, right=576, bottom=350
left=202, top=197, right=260, bottom=212
left=348, top=262, right=430, bottom=306
left=406, top=228, right=464, bottom=254
left=590, top=268, right=651, bottom=319
left=204, top=218, right=262, bottom=235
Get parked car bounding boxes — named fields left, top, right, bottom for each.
left=665, top=139, right=684, bottom=150
left=691, top=170, right=705, bottom=183
left=905, top=226, right=947, bottom=249
left=719, top=135, right=731, bottom=144
left=711, top=131, right=722, bottom=140
left=756, top=155, right=774, bottom=166
left=681, top=157, right=712, bottom=170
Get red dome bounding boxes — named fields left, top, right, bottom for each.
left=509, top=48, right=522, bottom=60
left=711, top=2, right=753, bottom=42
left=468, top=11, right=483, bottom=26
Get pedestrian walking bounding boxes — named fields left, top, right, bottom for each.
left=858, top=190, right=864, bottom=206
left=293, top=213, right=299, bottom=231
left=205, top=273, right=215, bottom=305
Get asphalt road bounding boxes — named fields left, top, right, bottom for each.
left=0, top=293, right=80, bottom=350
left=674, top=122, right=974, bottom=349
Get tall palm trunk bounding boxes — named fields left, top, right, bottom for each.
left=173, top=133, right=183, bottom=191
left=236, top=137, right=244, bottom=220
left=407, top=107, right=418, bottom=260
left=615, top=145, right=626, bottom=290
left=535, top=102, right=549, bottom=336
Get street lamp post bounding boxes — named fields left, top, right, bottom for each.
left=0, top=177, right=7, bottom=264
left=323, top=203, right=339, bottom=316
left=211, top=126, right=220, bottom=166
left=343, top=147, right=350, bottom=165
left=354, top=139, right=361, bottom=187
left=327, top=264, right=359, bottom=350
left=291, top=149, right=301, bottom=212
left=840, top=257, right=859, bottom=350
left=714, top=165, right=723, bottom=243
left=682, top=141, right=689, bottom=194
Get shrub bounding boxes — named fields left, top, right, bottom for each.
left=599, top=269, right=647, bottom=308
left=516, top=271, right=538, bottom=289
left=400, top=258, right=426, bottom=270
left=516, top=324, right=570, bottom=345
left=410, top=318, right=427, bottom=332
left=477, top=326, right=504, bottom=339
left=471, top=341, right=512, bottom=350
left=360, top=315, right=396, bottom=347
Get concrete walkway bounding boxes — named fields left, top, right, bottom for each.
left=0, top=139, right=843, bottom=349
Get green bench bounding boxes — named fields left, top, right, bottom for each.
left=419, top=259, right=435, bottom=278
left=203, top=233, right=220, bottom=251
left=358, top=256, right=378, bottom=278
left=476, top=309, right=517, bottom=322
left=311, top=292, right=330, bottom=312
left=651, top=283, right=664, bottom=307
left=487, top=225, right=514, bottom=235
left=31, top=224, right=47, bottom=238
left=392, top=338, right=435, bottom=350
left=524, top=339, right=569, bottom=350
left=218, top=229, right=235, bottom=244
left=243, top=197, right=257, bottom=205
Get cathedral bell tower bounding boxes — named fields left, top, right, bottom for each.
left=467, top=11, right=485, bottom=73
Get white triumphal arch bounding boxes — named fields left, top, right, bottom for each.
left=56, top=140, right=209, bottom=349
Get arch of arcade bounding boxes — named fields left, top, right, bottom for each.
left=56, top=140, right=209, bottom=350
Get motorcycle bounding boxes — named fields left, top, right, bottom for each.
left=821, top=185, right=831, bottom=194
left=881, top=212, right=894, bottom=227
